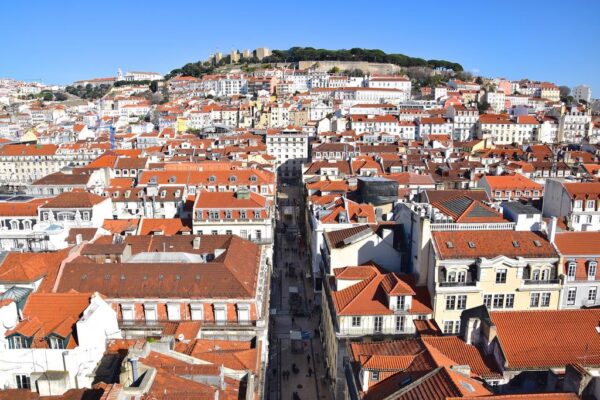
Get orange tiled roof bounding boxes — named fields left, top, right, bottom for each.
left=431, top=230, right=557, bottom=260
left=491, top=309, right=600, bottom=369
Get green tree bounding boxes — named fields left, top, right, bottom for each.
left=328, top=66, right=340, bottom=74
left=54, top=92, right=68, bottom=101
left=41, top=91, right=53, bottom=101
left=149, top=80, right=159, bottom=93
left=477, top=101, right=490, bottom=114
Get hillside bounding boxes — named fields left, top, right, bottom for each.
left=166, top=47, right=463, bottom=79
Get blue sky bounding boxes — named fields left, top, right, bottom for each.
left=1, top=0, right=598, bottom=95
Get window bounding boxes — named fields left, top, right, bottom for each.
left=121, top=304, right=134, bottom=321
left=443, top=320, right=460, bottom=335
left=371, top=371, right=380, bottom=381
left=589, top=288, right=597, bottom=302
left=190, top=304, right=203, bottom=321
left=574, top=200, right=583, bottom=209
left=396, top=316, right=406, bottom=332
left=214, top=305, right=227, bottom=325
left=567, top=288, right=577, bottom=305
left=530, top=293, right=540, bottom=307
left=446, top=296, right=456, bottom=310
left=16, top=375, right=30, bottom=389
left=457, top=271, right=466, bottom=283
left=483, top=294, right=492, bottom=308
left=457, top=295, right=467, bottom=310
left=49, top=336, right=65, bottom=350
left=351, top=316, right=361, bottom=327
left=8, top=335, right=26, bottom=349
left=374, top=316, right=383, bottom=333
left=587, top=200, right=596, bottom=210
left=396, top=296, right=405, bottom=310
left=144, top=304, right=157, bottom=321
left=495, top=269, right=507, bottom=284
left=225, top=210, right=232, bottom=219
left=447, top=271, right=456, bottom=282
left=540, top=292, right=551, bottom=307
left=505, top=294, right=515, bottom=308
left=589, top=262, right=597, bottom=280
left=82, top=212, right=90, bottom=221
left=237, top=305, right=250, bottom=323
left=167, top=303, right=181, bottom=321
left=493, top=294, right=505, bottom=309
left=567, top=262, right=577, bottom=281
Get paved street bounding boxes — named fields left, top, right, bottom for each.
left=267, top=183, right=333, bottom=400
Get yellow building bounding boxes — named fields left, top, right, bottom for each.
left=429, top=230, right=560, bottom=334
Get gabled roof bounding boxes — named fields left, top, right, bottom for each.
left=6, top=292, right=92, bottom=349
left=490, top=309, right=600, bottom=369
left=554, top=231, right=600, bottom=255
left=0, top=248, right=70, bottom=284
left=562, top=181, right=600, bottom=200
left=332, top=265, right=431, bottom=316
left=56, top=235, right=260, bottom=299
left=432, top=196, right=506, bottom=223
left=40, top=191, right=107, bottom=209
left=388, top=367, right=491, bottom=399
left=431, top=230, right=557, bottom=260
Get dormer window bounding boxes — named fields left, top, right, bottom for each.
left=209, top=175, right=216, bottom=182
left=112, top=191, right=119, bottom=198
left=250, top=175, right=257, bottom=182
left=48, top=335, right=66, bottom=349
left=253, top=211, right=261, bottom=219
left=589, top=262, right=597, bottom=280
left=567, top=262, right=577, bottom=281
left=225, top=210, right=232, bottom=219
left=160, top=190, right=166, bottom=198
left=169, top=176, right=176, bottom=183
left=396, top=296, right=405, bottom=310
left=240, top=210, right=247, bottom=219
left=8, top=335, right=29, bottom=349
left=229, top=175, right=237, bottom=183
left=467, top=241, right=476, bottom=248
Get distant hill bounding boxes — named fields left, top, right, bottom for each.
left=166, top=47, right=463, bottom=79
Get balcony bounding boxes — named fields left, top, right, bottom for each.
left=119, top=319, right=258, bottom=331
left=523, top=279, right=560, bottom=285
left=439, top=281, right=477, bottom=287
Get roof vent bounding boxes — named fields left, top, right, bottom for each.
left=193, top=237, right=201, bottom=250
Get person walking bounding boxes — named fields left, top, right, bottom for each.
left=306, top=354, right=311, bottom=364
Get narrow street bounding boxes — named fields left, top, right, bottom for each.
left=267, top=182, right=333, bottom=400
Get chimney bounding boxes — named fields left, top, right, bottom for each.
left=75, top=234, right=83, bottom=245
left=548, top=216, right=558, bottom=244
left=193, top=237, right=201, bottom=250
